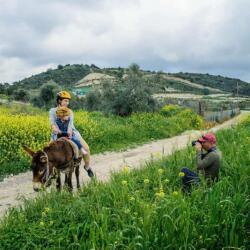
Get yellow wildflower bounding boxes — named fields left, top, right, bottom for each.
left=154, top=152, right=161, bottom=159
left=163, top=178, right=170, bottom=183
left=122, top=165, right=130, bottom=173
left=122, top=180, right=128, bottom=186
left=155, top=191, right=165, bottom=198
left=44, top=207, right=50, bottom=213
left=158, top=168, right=164, bottom=175
left=172, top=191, right=179, bottom=196
left=39, top=221, right=45, bottom=227
left=155, top=186, right=165, bottom=198
left=178, top=172, right=185, bottom=177
left=144, top=178, right=150, bottom=184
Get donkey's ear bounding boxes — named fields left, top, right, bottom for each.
left=22, top=145, right=35, bottom=157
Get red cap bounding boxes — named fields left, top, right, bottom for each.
left=198, top=133, right=216, bottom=144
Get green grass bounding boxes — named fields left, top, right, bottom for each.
left=0, top=117, right=249, bottom=249
left=0, top=103, right=44, bottom=115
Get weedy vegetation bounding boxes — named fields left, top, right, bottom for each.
left=0, top=115, right=249, bottom=249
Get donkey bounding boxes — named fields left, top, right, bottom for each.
left=23, top=138, right=83, bottom=192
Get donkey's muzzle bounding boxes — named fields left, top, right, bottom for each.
left=33, top=182, right=42, bottom=192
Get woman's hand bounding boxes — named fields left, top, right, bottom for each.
left=52, top=124, right=61, bottom=134
left=67, top=129, right=73, bottom=139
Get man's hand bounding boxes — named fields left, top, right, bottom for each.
left=195, top=142, right=202, bottom=151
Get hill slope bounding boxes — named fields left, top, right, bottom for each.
left=172, top=72, right=250, bottom=95
left=163, top=75, right=224, bottom=93
left=12, top=64, right=94, bottom=89
left=2, top=64, right=250, bottom=96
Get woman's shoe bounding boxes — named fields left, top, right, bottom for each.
left=84, top=166, right=94, bottom=178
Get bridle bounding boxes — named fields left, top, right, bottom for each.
left=40, top=139, right=75, bottom=186
left=41, top=151, right=54, bottom=186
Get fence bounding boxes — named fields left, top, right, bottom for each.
left=203, top=108, right=240, bottom=122
left=159, top=98, right=240, bottom=122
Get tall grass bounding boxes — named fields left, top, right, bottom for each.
left=0, top=117, right=249, bottom=249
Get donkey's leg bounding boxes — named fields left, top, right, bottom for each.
left=56, top=171, right=61, bottom=191
left=75, top=163, right=80, bottom=190
left=64, top=173, right=71, bottom=191
left=73, top=157, right=82, bottom=190
left=67, top=171, right=73, bottom=192
left=64, top=174, right=68, bottom=186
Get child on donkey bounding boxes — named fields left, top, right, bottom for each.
left=52, top=106, right=94, bottom=177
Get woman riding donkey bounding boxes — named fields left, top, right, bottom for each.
left=49, top=91, right=94, bottom=178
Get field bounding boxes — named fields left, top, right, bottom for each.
left=0, top=115, right=249, bottom=249
left=0, top=104, right=203, bottom=180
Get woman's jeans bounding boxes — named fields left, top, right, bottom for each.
left=51, top=132, right=83, bottom=150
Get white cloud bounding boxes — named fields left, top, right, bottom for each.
left=0, top=0, right=250, bottom=82
left=0, top=57, right=55, bottom=83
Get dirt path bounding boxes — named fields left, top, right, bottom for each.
left=0, top=112, right=249, bottom=218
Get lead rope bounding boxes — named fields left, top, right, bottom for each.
left=42, top=151, right=53, bottom=186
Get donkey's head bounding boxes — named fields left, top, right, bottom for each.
left=23, top=145, right=52, bottom=191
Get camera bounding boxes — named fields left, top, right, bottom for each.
left=191, top=140, right=201, bottom=146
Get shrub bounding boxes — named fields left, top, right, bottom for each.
left=160, top=104, right=182, bottom=117
left=31, top=83, right=60, bottom=109
left=13, top=89, right=30, bottom=102
left=85, top=73, right=159, bottom=116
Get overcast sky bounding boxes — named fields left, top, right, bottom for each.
left=0, top=0, right=249, bottom=83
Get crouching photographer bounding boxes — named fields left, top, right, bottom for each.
left=181, top=133, right=221, bottom=192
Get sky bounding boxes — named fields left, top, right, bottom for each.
left=0, top=0, right=250, bottom=83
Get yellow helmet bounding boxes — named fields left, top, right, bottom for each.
left=56, top=107, right=71, bottom=118
left=57, top=91, right=71, bottom=99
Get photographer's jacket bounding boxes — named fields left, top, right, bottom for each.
left=196, top=147, right=221, bottom=181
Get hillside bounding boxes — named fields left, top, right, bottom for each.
left=163, top=75, right=224, bottom=93
left=1, top=64, right=250, bottom=97
left=12, top=64, right=94, bottom=88
left=172, top=72, right=250, bottom=95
